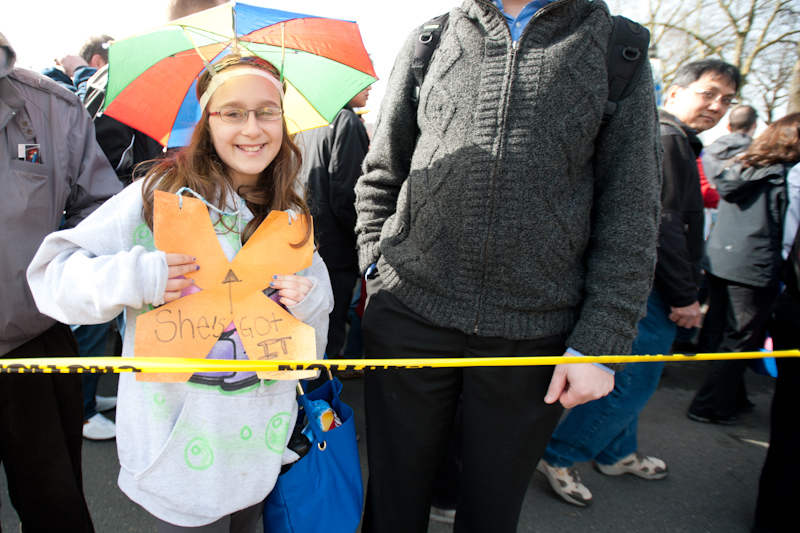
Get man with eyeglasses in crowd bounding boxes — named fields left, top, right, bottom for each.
left=538, top=58, right=741, bottom=507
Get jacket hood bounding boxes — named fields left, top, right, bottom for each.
left=0, top=32, right=16, bottom=79
left=705, top=132, right=752, bottom=160
left=715, top=162, right=786, bottom=204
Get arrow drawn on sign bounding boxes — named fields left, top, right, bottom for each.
left=222, top=269, right=243, bottom=314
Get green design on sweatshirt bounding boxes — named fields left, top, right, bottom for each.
left=185, top=437, right=214, bottom=470
left=216, top=214, right=242, bottom=251
left=132, top=223, right=155, bottom=250
left=265, top=412, right=291, bottom=453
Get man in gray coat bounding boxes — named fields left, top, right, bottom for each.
left=701, top=104, right=758, bottom=181
left=354, top=1, right=661, bottom=531
left=0, top=32, right=121, bottom=531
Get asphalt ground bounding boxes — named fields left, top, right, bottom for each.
left=1, top=353, right=775, bottom=532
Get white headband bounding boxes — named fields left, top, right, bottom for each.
left=199, top=68, right=285, bottom=111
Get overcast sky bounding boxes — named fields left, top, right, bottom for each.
left=3, top=0, right=736, bottom=140
left=2, top=0, right=460, bottom=117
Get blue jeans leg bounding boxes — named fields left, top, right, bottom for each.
left=71, top=322, right=112, bottom=421
left=542, top=289, right=676, bottom=467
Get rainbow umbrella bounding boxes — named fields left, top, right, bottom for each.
left=103, top=2, right=377, bottom=147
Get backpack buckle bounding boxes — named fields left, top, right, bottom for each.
left=622, top=46, right=641, bottom=61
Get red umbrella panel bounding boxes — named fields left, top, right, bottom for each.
left=104, top=2, right=377, bottom=147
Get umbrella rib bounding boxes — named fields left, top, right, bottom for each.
left=182, top=25, right=218, bottom=74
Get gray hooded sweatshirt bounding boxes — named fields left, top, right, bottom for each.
left=27, top=180, right=333, bottom=527
left=701, top=132, right=752, bottom=181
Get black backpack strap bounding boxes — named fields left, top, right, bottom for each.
left=411, top=13, right=450, bottom=105
left=603, top=16, right=650, bottom=126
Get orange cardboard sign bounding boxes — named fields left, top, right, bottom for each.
left=134, top=191, right=317, bottom=382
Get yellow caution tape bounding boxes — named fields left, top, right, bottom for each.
left=0, top=350, right=798, bottom=374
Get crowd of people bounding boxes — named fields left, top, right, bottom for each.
left=0, top=0, right=798, bottom=532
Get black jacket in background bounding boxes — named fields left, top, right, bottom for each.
left=703, top=162, right=788, bottom=289
left=298, top=105, right=369, bottom=270
left=656, top=110, right=705, bottom=307
left=83, top=65, right=163, bottom=187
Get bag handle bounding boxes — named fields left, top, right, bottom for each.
left=296, top=370, right=334, bottom=449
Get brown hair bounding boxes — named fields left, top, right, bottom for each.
left=79, top=34, right=114, bottom=64
left=166, top=0, right=227, bottom=21
left=140, top=54, right=311, bottom=247
left=739, top=113, right=800, bottom=169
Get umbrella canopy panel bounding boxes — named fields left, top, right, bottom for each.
left=104, top=2, right=377, bottom=147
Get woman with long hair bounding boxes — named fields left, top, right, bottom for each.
left=753, top=113, right=800, bottom=533
left=689, top=113, right=800, bottom=425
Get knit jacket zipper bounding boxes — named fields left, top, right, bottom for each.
left=471, top=0, right=576, bottom=335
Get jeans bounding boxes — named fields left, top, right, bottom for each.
left=543, top=288, right=676, bottom=467
left=71, top=322, right=112, bottom=421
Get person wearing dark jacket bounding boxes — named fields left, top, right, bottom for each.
left=701, top=104, right=758, bottom=182
left=539, top=59, right=740, bottom=507
left=299, top=86, right=370, bottom=359
left=753, top=119, right=800, bottom=532
left=689, top=114, right=800, bottom=425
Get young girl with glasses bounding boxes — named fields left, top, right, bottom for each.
left=27, top=54, right=333, bottom=532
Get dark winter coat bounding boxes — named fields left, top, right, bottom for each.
left=703, top=162, right=788, bottom=289
left=701, top=132, right=752, bottom=181
left=656, top=110, right=705, bottom=307
left=299, top=105, right=369, bottom=270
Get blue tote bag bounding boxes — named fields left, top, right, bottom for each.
left=264, top=377, right=364, bottom=532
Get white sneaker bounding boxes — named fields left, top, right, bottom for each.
left=536, top=460, right=593, bottom=507
left=594, top=452, right=668, bottom=479
left=94, top=395, right=117, bottom=412
left=83, top=413, right=116, bottom=440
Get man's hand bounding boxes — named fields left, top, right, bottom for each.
left=544, top=353, right=615, bottom=409
left=669, top=301, right=702, bottom=329
left=55, top=55, right=88, bottom=77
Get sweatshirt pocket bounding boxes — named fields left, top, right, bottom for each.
left=132, top=390, right=296, bottom=519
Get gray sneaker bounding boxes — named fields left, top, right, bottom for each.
left=536, top=460, right=593, bottom=507
left=594, top=452, right=668, bottom=479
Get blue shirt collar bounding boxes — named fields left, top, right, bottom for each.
left=492, top=0, right=556, bottom=41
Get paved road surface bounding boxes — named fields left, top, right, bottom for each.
left=1, top=359, right=774, bottom=532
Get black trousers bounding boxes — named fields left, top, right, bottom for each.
left=360, top=280, right=565, bottom=533
left=690, top=274, right=778, bottom=419
left=754, top=294, right=800, bottom=533
left=0, top=324, right=94, bottom=533
left=325, top=267, right=359, bottom=358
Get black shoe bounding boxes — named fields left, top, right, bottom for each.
left=737, top=398, right=756, bottom=414
left=687, top=411, right=739, bottom=425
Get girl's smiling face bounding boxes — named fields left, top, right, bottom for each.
left=207, top=69, right=283, bottom=190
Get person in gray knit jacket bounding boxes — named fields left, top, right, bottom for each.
left=354, top=1, right=661, bottom=531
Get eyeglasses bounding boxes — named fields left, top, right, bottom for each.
left=209, top=106, right=283, bottom=123
left=688, top=87, right=738, bottom=107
